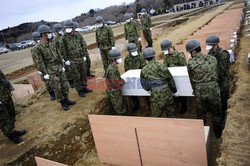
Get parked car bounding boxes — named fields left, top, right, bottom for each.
left=8, top=43, right=21, bottom=51
left=105, top=21, right=116, bottom=26
left=0, top=47, right=9, bottom=54
left=25, top=40, right=36, bottom=47
left=19, top=41, right=29, bottom=49
left=81, top=26, right=93, bottom=33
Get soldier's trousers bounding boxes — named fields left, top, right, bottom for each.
left=100, top=49, right=111, bottom=73
left=64, top=65, right=74, bottom=82
left=86, top=54, right=91, bottom=74
left=106, top=89, right=126, bottom=115
left=221, top=90, right=229, bottom=113
left=50, top=71, right=69, bottom=101
left=41, top=76, right=53, bottom=93
left=71, top=60, right=87, bottom=92
left=151, top=88, right=175, bottom=117
left=143, top=29, right=153, bottom=47
left=0, top=95, right=15, bottom=137
left=129, top=39, right=142, bottom=53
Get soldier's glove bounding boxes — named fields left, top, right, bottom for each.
left=150, top=28, right=152, bottom=31
left=38, top=71, right=43, bottom=75
left=0, top=101, right=2, bottom=105
left=83, top=57, right=87, bottom=61
left=138, top=38, right=141, bottom=41
left=44, top=74, right=50, bottom=80
left=111, top=47, right=115, bottom=50
left=65, top=60, right=71, bottom=66
left=173, top=92, right=180, bottom=97
left=62, top=67, right=65, bottom=72
left=97, top=48, right=100, bottom=51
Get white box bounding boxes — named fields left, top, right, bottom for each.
left=121, top=67, right=194, bottom=96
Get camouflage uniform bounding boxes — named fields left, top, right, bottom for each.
left=105, top=63, right=126, bottom=115
left=140, top=14, right=153, bottom=47
left=163, top=50, right=187, bottom=67
left=140, top=60, right=177, bottom=117
left=35, top=41, right=69, bottom=101
left=187, top=52, right=221, bottom=126
left=31, top=43, right=53, bottom=93
left=208, top=47, right=230, bottom=115
left=60, top=32, right=88, bottom=92
left=124, top=21, right=141, bottom=52
left=96, top=25, right=115, bottom=73
left=0, top=70, right=15, bottom=137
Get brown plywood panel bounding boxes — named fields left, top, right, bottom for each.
left=12, top=84, right=34, bottom=100
left=27, top=74, right=44, bottom=91
left=35, top=157, right=68, bottom=166
left=89, top=115, right=207, bottom=166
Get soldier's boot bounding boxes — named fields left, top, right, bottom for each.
left=65, top=98, right=76, bottom=106
left=8, top=132, right=23, bottom=144
left=78, top=91, right=86, bottom=97
left=13, top=130, right=26, bottom=136
left=49, top=91, right=56, bottom=101
left=213, top=124, right=222, bottom=139
left=68, top=80, right=75, bottom=88
left=60, top=100, right=70, bottom=111
left=87, top=71, right=95, bottom=78
left=83, top=88, right=93, bottom=93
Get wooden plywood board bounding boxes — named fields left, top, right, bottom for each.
left=12, top=84, right=34, bottom=100
left=89, top=115, right=207, bottom=166
left=35, top=157, right=68, bottom=166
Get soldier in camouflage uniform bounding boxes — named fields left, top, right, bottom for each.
left=161, top=40, right=188, bottom=114
left=106, top=49, right=126, bottom=115
left=74, top=22, right=95, bottom=78
left=140, top=8, right=153, bottom=47
left=124, top=43, right=147, bottom=112
left=124, top=13, right=142, bottom=52
left=35, top=25, right=76, bottom=110
left=140, top=48, right=177, bottom=117
left=31, top=32, right=56, bottom=100
left=186, top=39, right=222, bottom=138
left=95, top=16, right=115, bottom=75
left=206, top=35, right=230, bottom=120
left=60, top=19, right=93, bottom=97
left=0, top=69, right=26, bottom=144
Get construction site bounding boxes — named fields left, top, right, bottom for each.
left=0, top=0, right=250, bottom=165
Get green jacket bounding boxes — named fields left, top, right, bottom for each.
left=140, top=14, right=152, bottom=30
left=124, top=53, right=147, bottom=72
left=105, top=63, right=124, bottom=90
left=208, top=47, right=230, bottom=91
left=140, top=60, right=177, bottom=92
left=163, top=50, right=187, bottom=67
left=96, top=25, right=115, bottom=50
left=124, top=21, right=140, bottom=41
left=0, top=70, right=12, bottom=102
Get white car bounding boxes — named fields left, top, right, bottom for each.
left=0, top=47, right=9, bottom=54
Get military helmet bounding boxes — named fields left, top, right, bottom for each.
left=206, top=35, right=220, bottom=45
left=186, top=39, right=200, bottom=52
left=130, top=13, right=135, bottom=18
left=32, top=32, right=41, bottom=40
left=124, top=13, right=131, bottom=20
left=108, top=49, right=121, bottom=59
left=143, top=47, right=155, bottom=58
left=96, top=16, right=104, bottom=23
left=54, top=24, right=63, bottom=32
left=73, top=22, right=79, bottom=29
left=161, top=40, right=172, bottom=51
left=38, top=25, right=52, bottom=34
left=141, top=8, right=147, bottom=13
left=64, top=19, right=74, bottom=28
left=127, top=43, right=138, bottom=52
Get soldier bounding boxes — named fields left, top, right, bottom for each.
left=161, top=39, right=187, bottom=114
left=106, top=49, right=126, bottom=115
left=124, top=13, right=142, bottom=52
left=36, top=25, right=76, bottom=110
left=140, top=8, right=153, bottom=47
left=186, top=39, right=222, bottom=138
left=95, top=16, right=115, bottom=75
left=124, top=43, right=147, bottom=112
left=74, top=21, right=95, bottom=78
left=206, top=35, right=230, bottom=120
left=31, top=32, right=56, bottom=100
left=60, top=19, right=93, bottom=97
left=0, top=69, right=26, bottom=144
left=140, top=48, right=178, bottom=118
left=130, top=13, right=140, bottom=28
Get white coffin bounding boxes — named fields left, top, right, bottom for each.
left=121, top=66, right=194, bottom=96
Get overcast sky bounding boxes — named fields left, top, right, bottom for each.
left=0, top=0, right=135, bottom=30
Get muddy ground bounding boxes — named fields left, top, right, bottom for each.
left=1, top=1, right=249, bottom=166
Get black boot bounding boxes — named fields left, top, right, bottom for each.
left=213, top=124, right=222, bottom=139
left=65, top=98, right=76, bottom=106
left=13, top=130, right=26, bottom=136
left=68, top=80, right=75, bottom=88
left=78, top=91, right=86, bottom=97
left=49, top=91, right=56, bottom=101
left=87, top=71, right=95, bottom=78
left=83, top=88, right=93, bottom=93
left=60, top=100, right=69, bottom=111
left=8, top=133, right=23, bottom=144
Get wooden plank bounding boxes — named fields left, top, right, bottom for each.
left=89, top=115, right=207, bottom=166
left=35, top=157, right=68, bottom=166
left=12, top=84, right=35, bottom=101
